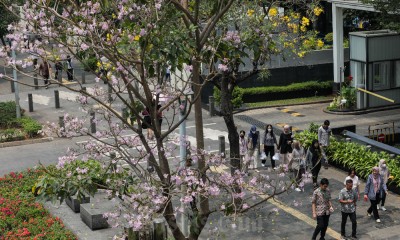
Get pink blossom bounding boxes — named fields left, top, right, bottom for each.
left=218, top=64, right=228, bottom=72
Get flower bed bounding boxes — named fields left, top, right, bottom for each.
left=0, top=169, right=76, bottom=239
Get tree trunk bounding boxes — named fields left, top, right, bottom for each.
left=219, top=75, right=240, bottom=174
left=163, top=200, right=186, bottom=240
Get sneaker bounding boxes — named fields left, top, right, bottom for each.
left=381, top=206, right=387, bottom=211
left=295, top=188, right=301, bottom=192
left=377, top=206, right=380, bottom=210
left=367, top=212, right=372, bottom=217
left=376, top=219, right=381, bottom=223
left=340, top=236, right=346, bottom=240
left=261, top=164, right=265, bottom=167
left=255, top=169, right=260, bottom=173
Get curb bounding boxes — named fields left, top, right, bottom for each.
left=323, top=104, right=400, bottom=115
left=0, top=137, right=54, bottom=148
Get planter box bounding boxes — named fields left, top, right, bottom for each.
left=65, top=196, right=90, bottom=213
left=80, top=201, right=116, bottom=230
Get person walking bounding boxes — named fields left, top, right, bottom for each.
left=277, top=125, right=293, bottom=170
left=247, top=125, right=260, bottom=171
left=239, top=130, right=248, bottom=173
left=318, top=120, right=332, bottom=169
left=66, top=55, right=74, bottom=81
left=141, top=106, right=154, bottom=140
left=55, top=60, right=63, bottom=81
left=339, top=179, right=358, bottom=240
left=378, top=159, right=390, bottom=211
left=364, top=166, right=388, bottom=223
left=312, top=178, right=334, bottom=240
left=262, top=124, right=277, bottom=169
left=306, top=139, right=323, bottom=190
left=344, top=169, right=360, bottom=201
left=292, top=140, right=306, bottom=192
left=38, top=59, right=51, bottom=89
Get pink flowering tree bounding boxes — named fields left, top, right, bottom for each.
left=203, top=0, right=324, bottom=173
left=0, top=0, right=314, bottom=239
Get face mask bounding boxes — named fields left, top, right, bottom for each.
left=267, top=129, right=272, bottom=132
left=240, top=134, right=244, bottom=138
left=382, top=164, right=386, bottom=168
left=252, top=131, right=256, bottom=134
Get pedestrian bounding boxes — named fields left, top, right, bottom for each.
left=262, top=124, right=277, bottom=169
left=312, top=178, right=334, bottom=240
left=378, top=159, right=390, bottom=211
left=66, top=55, right=74, bottom=81
left=292, top=140, right=306, bottom=192
left=239, top=130, right=248, bottom=173
left=247, top=125, right=260, bottom=172
left=318, top=120, right=332, bottom=169
left=364, top=166, right=388, bottom=223
left=277, top=125, right=293, bottom=170
left=55, top=60, right=63, bottom=81
left=141, top=106, right=154, bottom=140
left=339, top=179, right=358, bottom=240
left=38, top=59, right=51, bottom=89
left=344, top=169, right=360, bottom=201
left=165, top=64, right=171, bottom=83
left=306, top=139, right=323, bottom=190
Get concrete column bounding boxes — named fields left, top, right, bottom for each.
left=332, top=4, right=344, bottom=86
left=219, top=135, right=225, bottom=158
left=54, top=90, right=60, bottom=109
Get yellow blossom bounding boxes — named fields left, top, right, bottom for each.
left=301, top=17, right=310, bottom=26
left=300, top=25, right=307, bottom=32
left=297, top=51, right=306, bottom=58
left=106, top=33, right=111, bottom=41
left=96, top=61, right=102, bottom=68
left=283, top=15, right=290, bottom=23
left=268, top=8, right=278, bottom=17
left=247, top=9, right=255, bottom=17
left=313, top=7, right=324, bottom=17
left=317, top=39, right=324, bottom=48
left=134, top=35, right=140, bottom=41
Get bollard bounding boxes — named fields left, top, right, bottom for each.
left=153, top=218, right=167, bottom=240
left=59, top=116, right=65, bottom=136
left=28, top=93, right=34, bottom=112
left=11, top=80, right=15, bottom=93
left=209, top=96, right=215, bottom=117
left=54, top=90, right=60, bottom=109
left=81, top=72, right=86, bottom=84
left=90, top=111, right=96, bottom=133
left=34, top=74, right=39, bottom=90
left=108, top=84, right=112, bottom=102
left=219, top=135, right=225, bottom=158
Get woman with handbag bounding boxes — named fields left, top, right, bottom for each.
left=364, top=166, right=388, bottom=223
left=239, top=130, right=248, bottom=173
left=277, top=125, right=293, bottom=170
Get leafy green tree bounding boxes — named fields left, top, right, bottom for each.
left=361, top=0, right=400, bottom=31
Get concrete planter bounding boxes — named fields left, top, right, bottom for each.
left=65, top=196, right=90, bottom=213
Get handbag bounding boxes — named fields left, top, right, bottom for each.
left=260, top=152, right=267, bottom=160
left=272, top=153, right=280, bottom=161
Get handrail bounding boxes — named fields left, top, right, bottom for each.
left=357, top=88, right=395, bottom=103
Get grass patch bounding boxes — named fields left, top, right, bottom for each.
left=245, top=96, right=333, bottom=108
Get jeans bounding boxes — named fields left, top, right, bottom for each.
left=311, top=162, right=321, bottom=186
left=367, top=193, right=381, bottom=219
left=381, top=190, right=386, bottom=206
left=312, top=214, right=330, bottom=240
left=263, top=145, right=275, bottom=167
left=341, top=211, right=357, bottom=237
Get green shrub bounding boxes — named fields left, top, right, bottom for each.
left=242, top=81, right=331, bottom=95
left=0, top=128, right=25, bottom=142
left=324, top=33, right=333, bottom=43
left=0, top=101, right=18, bottom=127
left=17, top=117, right=42, bottom=138
left=213, top=86, right=244, bottom=109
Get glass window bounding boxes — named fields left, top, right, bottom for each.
left=372, top=61, right=390, bottom=90
left=395, top=61, right=400, bottom=88
left=351, top=61, right=366, bottom=88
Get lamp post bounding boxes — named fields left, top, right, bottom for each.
left=12, top=48, right=21, bottom=119
left=179, top=94, right=188, bottom=237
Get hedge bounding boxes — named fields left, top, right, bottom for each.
left=241, top=81, right=332, bottom=103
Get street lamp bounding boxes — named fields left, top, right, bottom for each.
left=178, top=88, right=193, bottom=237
